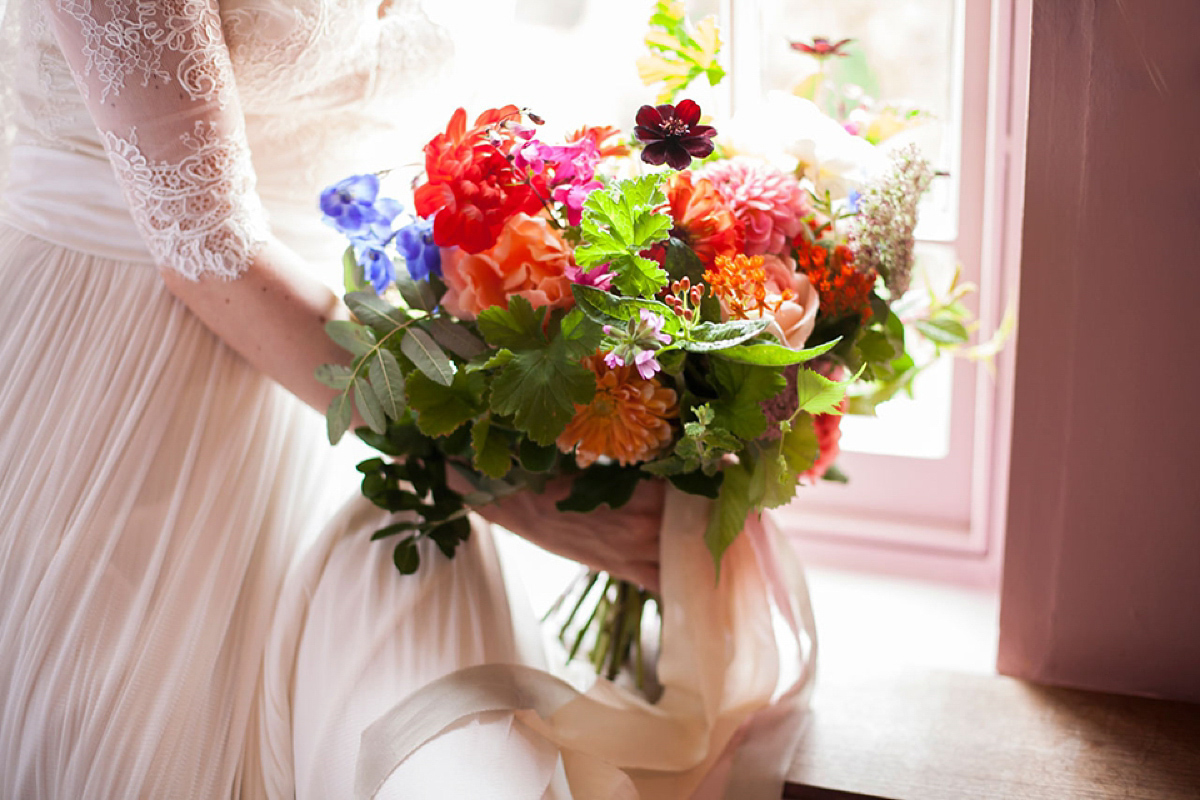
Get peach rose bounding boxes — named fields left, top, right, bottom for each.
left=745, top=254, right=821, bottom=350
left=440, top=213, right=574, bottom=319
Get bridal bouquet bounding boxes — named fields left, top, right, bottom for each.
left=315, top=4, right=970, bottom=684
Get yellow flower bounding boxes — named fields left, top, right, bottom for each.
left=557, top=356, right=678, bottom=468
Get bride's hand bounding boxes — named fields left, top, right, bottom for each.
left=462, top=477, right=665, bottom=593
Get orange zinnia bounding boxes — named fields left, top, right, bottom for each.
left=665, top=171, right=744, bottom=266
left=557, top=355, right=678, bottom=469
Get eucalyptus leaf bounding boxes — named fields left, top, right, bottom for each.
left=428, top=318, right=487, bottom=359
left=325, top=319, right=376, bottom=356
left=368, top=348, right=406, bottom=419
left=353, top=375, right=387, bottom=434
left=326, top=390, right=354, bottom=445
left=346, top=291, right=408, bottom=334
left=314, top=363, right=354, bottom=390
left=402, top=328, right=456, bottom=387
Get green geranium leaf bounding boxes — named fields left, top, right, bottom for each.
left=477, top=296, right=547, bottom=350
left=489, top=348, right=595, bottom=445
left=576, top=174, right=672, bottom=297
left=346, top=291, right=408, bottom=334
left=315, top=363, right=354, bottom=390
left=716, top=337, right=841, bottom=366
left=402, top=328, right=456, bottom=387
left=325, top=319, right=376, bottom=357
left=428, top=318, right=487, bottom=359
left=471, top=417, right=512, bottom=480
left=705, top=462, right=753, bottom=575
left=677, top=318, right=772, bottom=352
left=353, top=375, right=387, bottom=435
left=709, top=360, right=787, bottom=441
left=406, top=369, right=487, bottom=437
left=428, top=516, right=472, bottom=560
left=557, top=463, right=644, bottom=513
left=367, top=348, right=406, bottom=419
left=326, top=389, right=354, bottom=445
left=518, top=439, right=559, bottom=472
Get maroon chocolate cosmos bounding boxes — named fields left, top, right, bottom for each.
left=789, top=37, right=854, bottom=59
left=633, top=99, right=717, bottom=171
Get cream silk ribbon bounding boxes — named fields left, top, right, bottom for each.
left=356, top=487, right=817, bottom=799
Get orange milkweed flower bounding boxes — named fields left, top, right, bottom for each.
left=557, top=355, right=678, bottom=469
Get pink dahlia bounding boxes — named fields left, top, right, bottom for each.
left=699, top=157, right=810, bottom=256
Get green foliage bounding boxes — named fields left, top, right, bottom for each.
left=353, top=375, right=387, bottom=435
left=641, top=1, right=726, bottom=103
left=715, top=337, right=840, bottom=366
left=428, top=318, right=486, bottom=359
left=346, top=291, right=409, bottom=334
left=406, top=368, right=487, bottom=437
left=677, top=318, right=771, bottom=352
left=571, top=284, right=679, bottom=333
left=367, top=348, right=406, bottom=419
left=705, top=461, right=755, bottom=574
left=756, top=415, right=820, bottom=509
left=401, top=328, right=456, bottom=387
left=575, top=175, right=673, bottom=297
left=325, top=319, right=376, bottom=357
left=471, top=417, right=512, bottom=480
left=709, top=360, right=788, bottom=441
left=343, top=247, right=367, bottom=294
left=796, top=366, right=859, bottom=416
left=479, top=298, right=601, bottom=446
left=325, top=390, right=354, bottom=445
left=557, top=463, right=644, bottom=513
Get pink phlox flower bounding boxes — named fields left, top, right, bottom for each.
left=565, top=262, right=615, bottom=292
left=604, top=350, right=625, bottom=369
left=639, top=308, right=672, bottom=345
left=634, top=349, right=661, bottom=380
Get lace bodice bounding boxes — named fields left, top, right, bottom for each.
left=0, top=0, right=453, bottom=279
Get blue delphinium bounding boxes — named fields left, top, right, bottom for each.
left=320, top=174, right=386, bottom=239
left=355, top=245, right=395, bottom=294
left=394, top=218, right=441, bottom=282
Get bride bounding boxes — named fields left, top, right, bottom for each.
left=0, top=1, right=812, bottom=797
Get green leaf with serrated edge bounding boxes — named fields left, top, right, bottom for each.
left=326, top=390, right=354, bottom=445
left=556, top=463, right=643, bottom=513
left=668, top=469, right=724, bottom=499
left=856, top=328, right=898, bottom=369
left=915, top=318, right=970, bottom=346
left=325, top=319, right=375, bottom=356
left=315, top=363, right=354, bottom=390
left=368, top=348, right=405, bottom=419
left=795, top=366, right=860, bottom=416
left=708, top=360, right=787, bottom=441
left=705, top=462, right=753, bottom=575
left=476, top=297, right=547, bottom=350
left=471, top=417, right=512, bottom=480
left=490, top=348, right=595, bottom=445
left=370, top=520, right=420, bottom=541
left=346, top=291, right=408, bottom=334
left=576, top=174, right=671, bottom=297
left=428, top=318, right=486, bottom=359
left=467, top=348, right=515, bottom=373
left=406, top=369, right=486, bottom=437
left=428, top=516, right=471, bottom=559
left=343, top=246, right=367, bottom=294
left=571, top=284, right=680, bottom=332
left=393, top=537, right=421, bottom=575
left=353, top=375, right=387, bottom=435
left=714, top=337, right=841, bottom=365
left=760, top=415, right=819, bottom=508
left=401, top=328, right=456, bottom=387
left=678, top=318, right=771, bottom=352
left=556, top=308, right=605, bottom=359
left=518, top=439, right=558, bottom=472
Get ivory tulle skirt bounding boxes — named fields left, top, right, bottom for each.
left=0, top=221, right=815, bottom=799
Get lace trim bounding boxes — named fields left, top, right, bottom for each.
left=102, top=121, right=269, bottom=279
left=55, top=0, right=234, bottom=108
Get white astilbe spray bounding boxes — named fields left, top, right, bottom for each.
left=848, top=144, right=934, bottom=298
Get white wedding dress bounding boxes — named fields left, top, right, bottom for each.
left=0, top=1, right=816, bottom=798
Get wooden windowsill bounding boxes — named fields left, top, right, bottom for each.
left=782, top=670, right=1200, bottom=799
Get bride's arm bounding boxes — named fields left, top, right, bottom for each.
left=42, top=0, right=350, bottom=413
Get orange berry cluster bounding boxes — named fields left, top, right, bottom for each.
left=703, top=254, right=793, bottom=319
left=794, top=232, right=875, bottom=321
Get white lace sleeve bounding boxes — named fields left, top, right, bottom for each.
left=41, top=0, right=268, bottom=279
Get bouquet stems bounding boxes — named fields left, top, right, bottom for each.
left=548, top=571, right=659, bottom=694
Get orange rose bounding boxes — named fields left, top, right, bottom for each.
left=440, top=213, right=575, bottom=319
